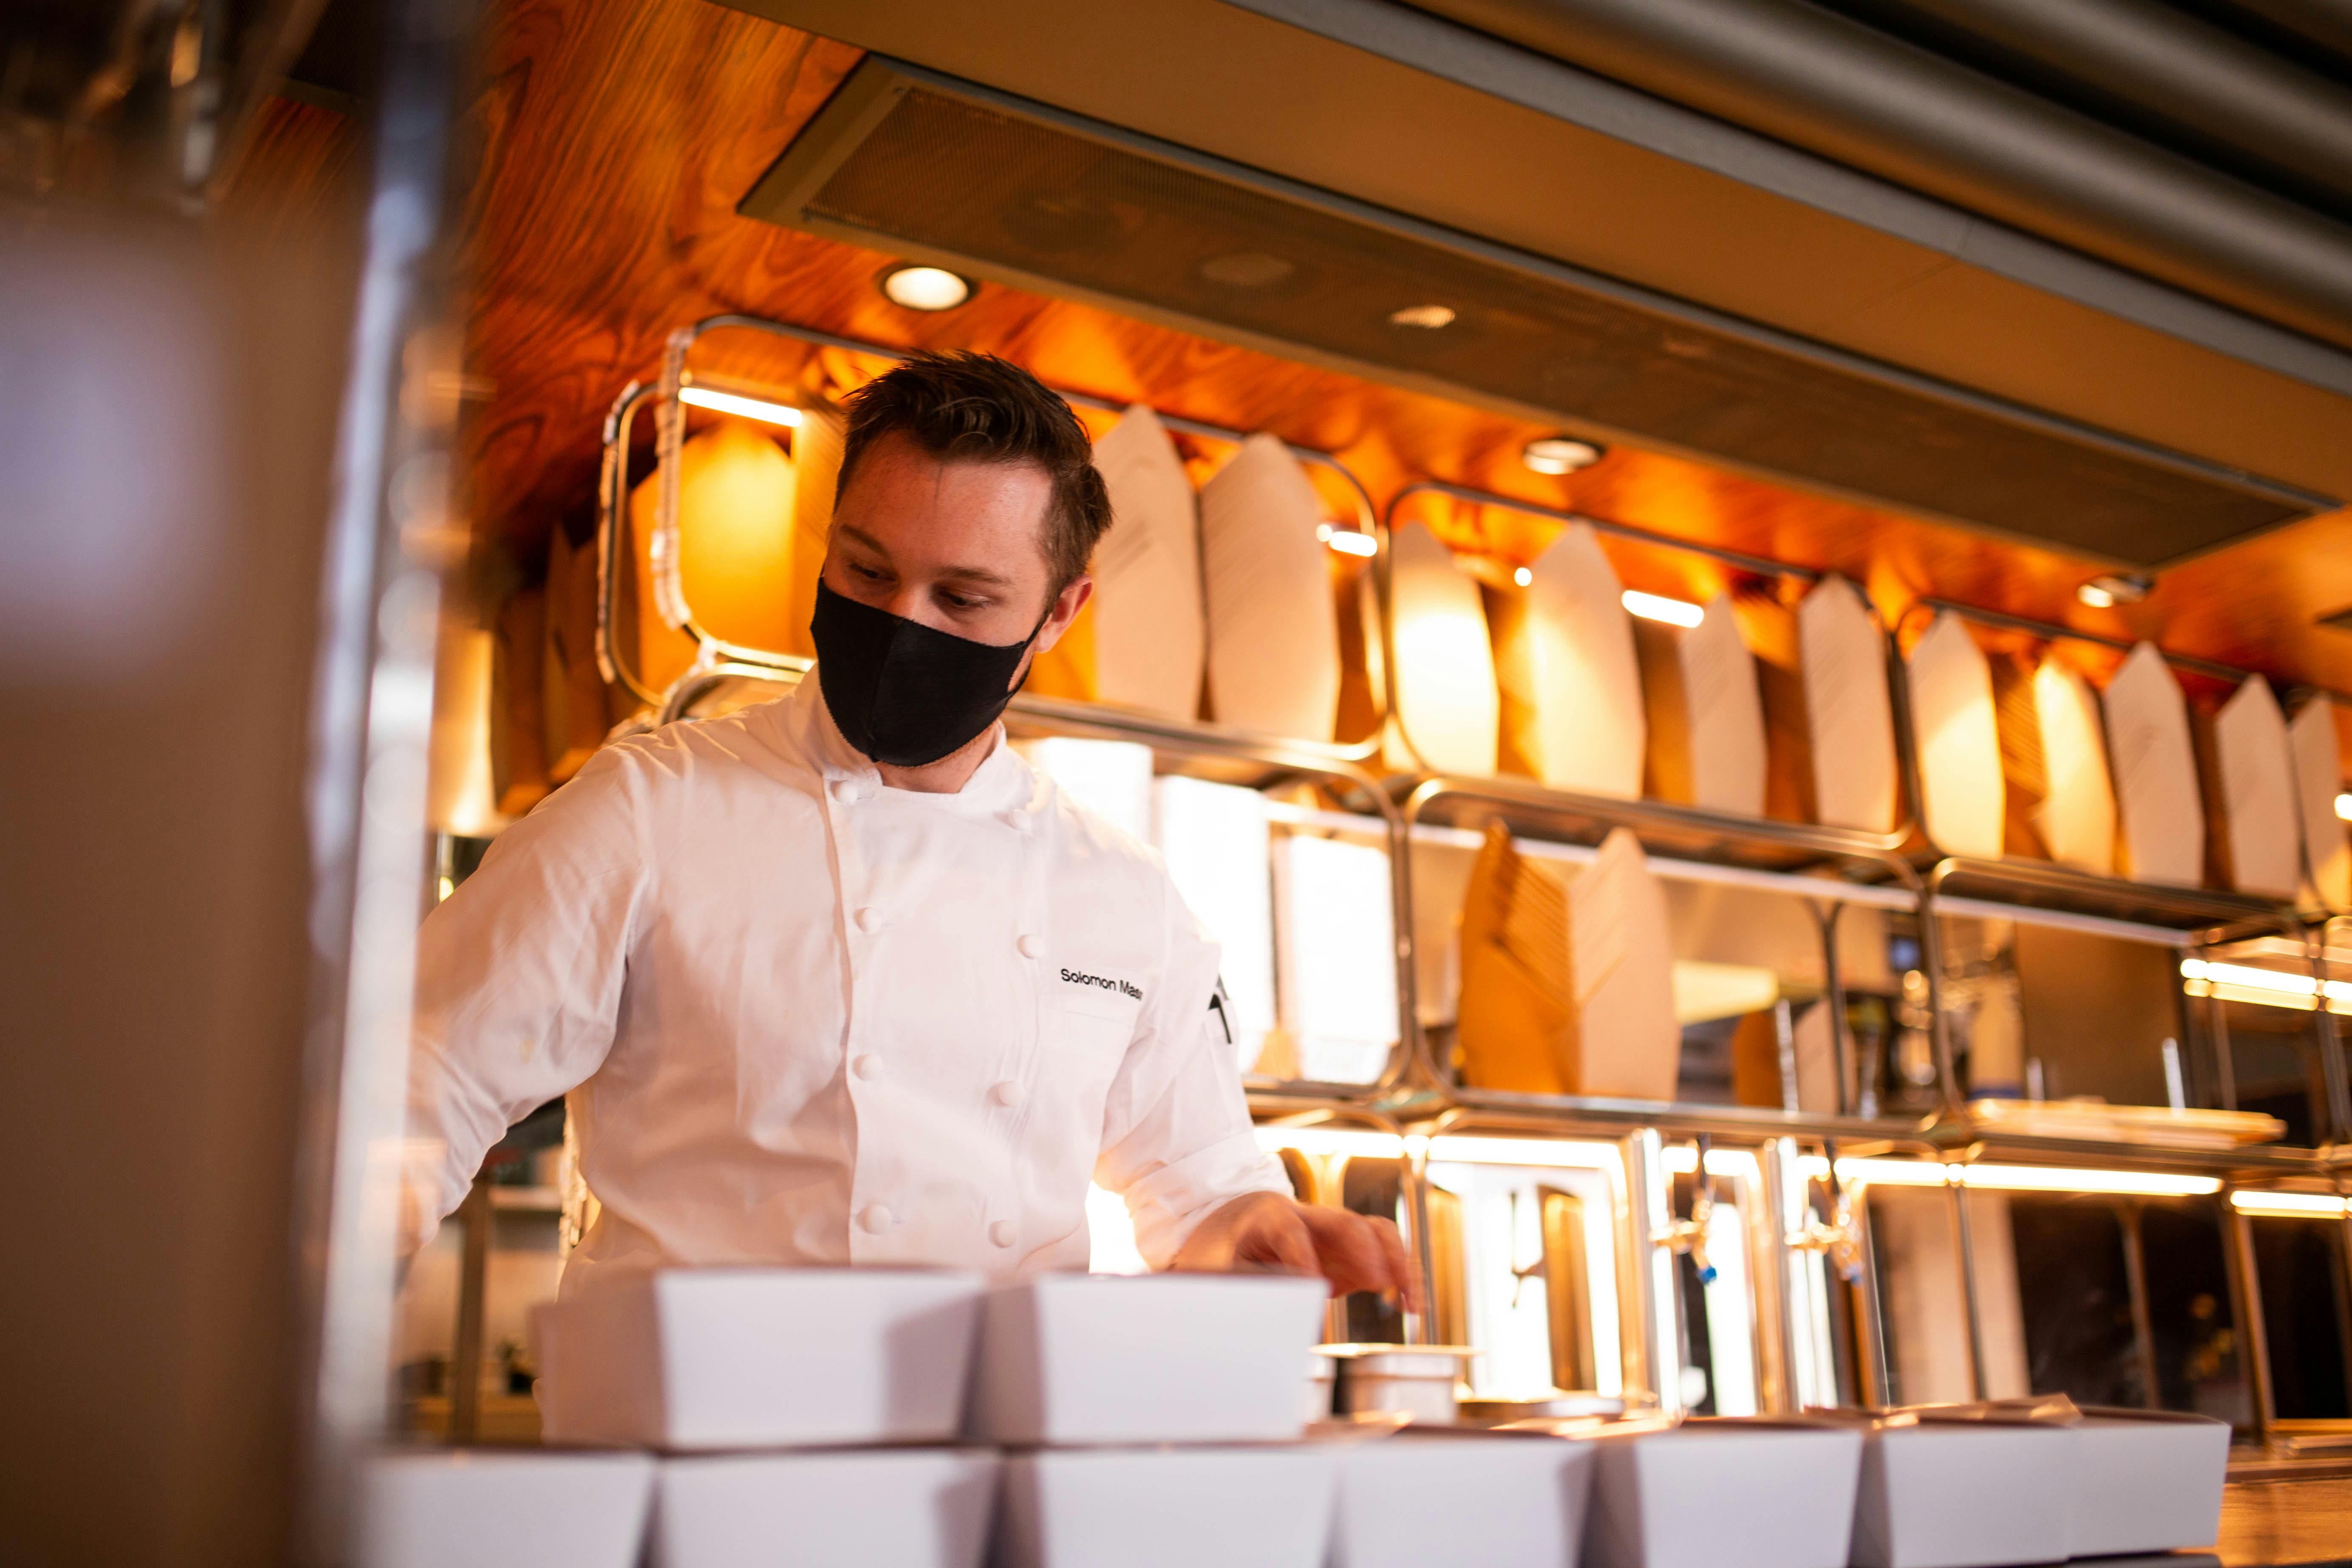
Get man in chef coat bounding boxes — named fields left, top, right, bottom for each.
left=403, top=350, right=1415, bottom=1308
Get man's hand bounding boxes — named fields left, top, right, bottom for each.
left=1170, top=1191, right=1423, bottom=1313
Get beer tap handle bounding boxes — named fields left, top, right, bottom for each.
left=1657, top=1138, right=1718, bottom=1286
left=1689, top=1135, right=1717, bottom=1286
left=1509, top=1187, right=1543, bottom=1309
left=1789, top=1139, right=1866, bottom=1283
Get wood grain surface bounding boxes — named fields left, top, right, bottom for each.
left=2220, top=1475, right=2352, bottom=1567
left=235, top=0, right=2352, bottom=772
left=217, top=96, right=364, bottom=246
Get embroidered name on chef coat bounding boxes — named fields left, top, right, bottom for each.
left=1060, top=967, right=1143, bottom=1001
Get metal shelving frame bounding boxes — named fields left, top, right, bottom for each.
left=570, top=313, right=2352, bottom=1438
left=1853, top=580, right=2349, bottom=1441
left=1379, top=479, right=2352, bottom=1425
left=1338, top=479, right=1935, bottom=1413
left=1895, top=598, right=2352, bottom=1155
left=1394, top=773, right=1942, bottom=1118
left=1378, top=478, right=1950, bottom=1114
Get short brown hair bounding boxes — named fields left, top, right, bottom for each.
left=836, top=351, right=1113, bottom=602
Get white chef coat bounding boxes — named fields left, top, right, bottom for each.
left=405, top=673, right=1289, bottom=1290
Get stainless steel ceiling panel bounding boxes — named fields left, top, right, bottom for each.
left=742, top=58, right=2332, bottom=568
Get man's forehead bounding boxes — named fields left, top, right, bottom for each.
left=833, top=522, right=1020, bottom=587
left=835, top=436, right=1056, bottom=572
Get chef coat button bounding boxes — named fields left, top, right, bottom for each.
left=1001, top=809, right=1030, bottom=832
left=855, top=906, right=883, bottom=933
left=1017, top=933, right=1045, bottom=959
left=851, top=1053, right=883, bottom=1081
left=857, top=1204, right=893, bottom=1235
left=990, top=1220, right=1017, bottom=1248
left=832, top=778, right=869, bottom=804
left=989, top=1080, right=1024, bottom=1108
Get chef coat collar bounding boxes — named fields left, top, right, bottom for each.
left=774, top=667, right=1043, bottom=822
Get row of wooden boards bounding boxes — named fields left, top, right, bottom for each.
left=568, top=403, right=1903, bottom=826
left=489, top=403, right=2350, bottom=913
left=1906, top=616, right=2348, bottom=904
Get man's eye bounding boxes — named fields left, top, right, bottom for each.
left=850, top=562, right=887, bottom=581
left=941, top=592, right=984, bottom=611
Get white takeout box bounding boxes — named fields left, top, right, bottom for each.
left=1849, top=1419, right=2076, bottom=1568
left=358, top=1450, right=654, bottom=1568
left=533, top=1267, right=985, bottom=1450
left=1326, top=1430, right=1595, bottom=1568
left=649, top=1448, right=998, bottom=1568
left=968, top=1273, right=1328, bottom=1445
left=1306, top=1351, right=1337, bottom=1424
left=1579, top=1421, right=1864, bottom=1568
left=998, top=1445, right=1339, bottom=1568
left=1325, top=1344, right=1479, bottom=1423
left=2064, top=1410, right=2231, bottom=1557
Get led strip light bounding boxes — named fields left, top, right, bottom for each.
left=1252, top=1129, right=2222, bottom=1195
left=2230, top=1190, right=2349, bottom=1217
left=2180, top=957, right=2352, bottom=1015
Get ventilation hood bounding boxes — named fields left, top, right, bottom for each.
left=741, top=56, right=2329, bottom=570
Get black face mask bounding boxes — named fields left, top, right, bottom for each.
left=809, top=577, right=1046, bottom=767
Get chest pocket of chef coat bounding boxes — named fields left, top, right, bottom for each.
left=1049, top=971, right=1143, bottom=1059
left=1030, top=950, right=1145, bottom=1141
left=1035, top=982, right=1139, bottom=1128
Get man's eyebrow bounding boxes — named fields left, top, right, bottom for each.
left=836, top=524, right=1018, bottom=590
left=934, top=563, right=1019, bottom=589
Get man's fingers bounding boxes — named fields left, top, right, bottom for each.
left=1240, top=1202, right=1321, bottom=1278
left=1304, top=1208, right=1392, bottom=1297
left=1187, top=1197, right=1422, bottom=1312
left=1372, top=1217, right=1424, bottom=1314
left=1296, top=1210, right=1424, bottom=1313
left=1333, top=1217, right=1393, bottom=1297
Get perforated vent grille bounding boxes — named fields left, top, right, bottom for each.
left=760, top=71, right=2320, bottom=566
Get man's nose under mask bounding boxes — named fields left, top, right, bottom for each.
left=809, top=577, right=1044, bottom=767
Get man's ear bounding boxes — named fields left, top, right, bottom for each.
left=1031, top=573, right=1094, bottom=655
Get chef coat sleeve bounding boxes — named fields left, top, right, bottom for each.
left=402, top=742, right=650, bottom=1249
left=1092, top=873, right=1292, bottom=1269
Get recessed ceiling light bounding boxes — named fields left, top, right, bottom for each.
left=2077, top=572, right=2152, bottom=609
left=2336, top=791, right=2352, bottom=823
left=1523, top=435, right=1606, bottom=475
left=878, top=264, right=974, bottom=311
left=1324, top=529, right=1379, bottom=558
left=1513, top=566, right=1533, bottom=588
left=1387, top=304, right=1456, bottom=329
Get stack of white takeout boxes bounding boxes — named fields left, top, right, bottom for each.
left=1495, top=1396, right=2229, bottom=1568
left=364, top=1268, right=996, bottom=1568
left=359, top=1267, right=1339, bottom=1568
left=1836, top=1399, right=2232, bottom=1568
left=357, top=1268, right=2233, bottom=1568
left=970, top=1272, right=1338, bottom=1568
